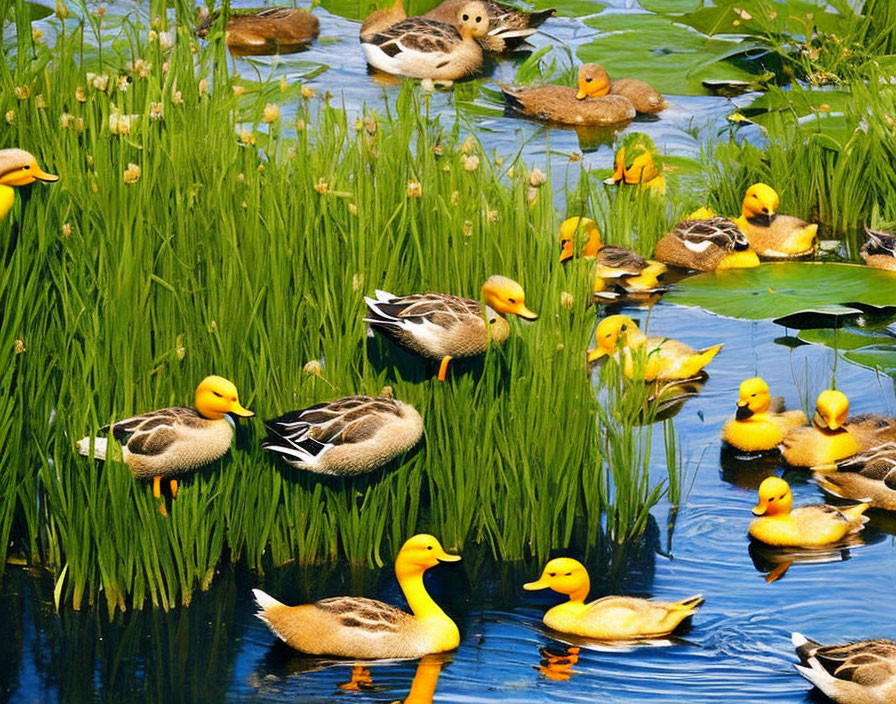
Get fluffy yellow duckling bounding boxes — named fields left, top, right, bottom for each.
left=721, top=377, right=807, bottom=452
left=0, top=148, right=59, bottom=221
left=261, top=395, right=423, bottom=475
left=749, top=476, right=868, bottom=547
left=587, top=315, right=722, bottom=381
left=500, top=64, right=635, bottom=127
left=603, top=134, right=666, bottom=194
left=793, top=632, right=896, bottom=704
left=653, top=212, right=760, bottom=271
left=361, top=2, right=489, bottom=82
left=524, top=558, right=703, bottom=640
left=76, top=376, right=254, bottom=499
left=781, top=389, right=896, bottom=468
left=733, top=183, right=817, bottom=258
left=559, top=217, right=666, bottom=301
left=861, top=226, right=896, bottom=272
left=574, top=63, right=665, bottom=114
left=364, top=275, right=538, bottom=381
left=253, top=534, right=461, bottom=658
left=815, top=442, right=896, bottom=511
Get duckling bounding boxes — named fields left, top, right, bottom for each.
left=781, top=389, right=896, bottom=468
left=422, top=0, right=554, bottom=53
left=500, top=64, right=636, bottom=127
left=361, top=2, right=489, bottom=82
left=814, top=442, right=896, bottom=511
left=558, top=217, right=666, bottom=301
left=261, top=395, right=423, bottom=475
left=524, top=557, right=703, bottom=640
left=364, top=275, right=538, bottom=381
left=861, top=226, right=896, bottom=272
left=749, top=476, right=868, bottom=547
left=721, top=377, right=808, bottom=453
left=733, top=183, right=817, bottom=259
left=197, top=8, right=319, bottom=55
left=0, top=148, right=58, bottom=221
left=587, top=314, right=722, bottom=381
left=360, top=0, right=406, bottom=42
left=792, top=632, right=896, bottom=704
left=76, top=376, right=254, bottom=500
left=653, top=214, right=760, bottom=271
left=573, top=63, right=664, bottom=114
left=603, top=133, right=666, bottom=193
left=252, top=534, right=461, bottom=658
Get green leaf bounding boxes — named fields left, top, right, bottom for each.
left=639, top=0, right=703, bottom=12
left=798, top=322, right=896, bottom=378
left=665, top=262, right=896, bottom=322
left=579, top=12, right=762, bottom=95
left=535, top=0, right=604, bottom=17
left=678, top=0, right=844, bottom=38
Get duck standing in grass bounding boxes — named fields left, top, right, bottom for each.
left=500, top=64, right=635, bottom=127
left=603, top=134, right=666, bottom=193
left=721, top=377, right=807, bottom=453
left=814, top=442, right=896, bottom=511
left=653, top=213, right=760, bottom=271
left=0, top=148, right=58, bottom=222
left=524, top=558, right=703, bottom=640
left=261, top=395, right=423, bottom=475
left=558, top=216, right=667, bottom=301
left=781, top=389, right=896, bottom=468
left=792, top=632, right=896, bottom=704
left=361, top=2, right=490, bottom=82
left=861, top=226, right=896, bottom=271
left=587, top=314, right=722, bottom=381
left=196, top=8, right=319, bottom=54
left=732, top=183, right=817, bottom=259
left=749, top=476, right=867, bottom=547
left=76, top=376, right=254, bottom=501
left=252, top=534, right=460, bottom=658
left=364, top=275, right=538, bottom=381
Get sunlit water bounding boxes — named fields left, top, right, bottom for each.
left=5, top=3, right=896, bottom=703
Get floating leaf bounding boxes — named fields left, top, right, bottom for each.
left=798, top=323, right=896, bottom=378
left=579, top=13, right=762, bottom=96
left=639, top=0, right=703, bottom=12
left=666, top=262, right=896, bottom=322
left=678, top=0, right=844, bottom=38
left=25, top=0, right=53, bottom=21
left=533, top=0, right=604, bottom=17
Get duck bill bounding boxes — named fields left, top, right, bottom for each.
left=514, top=305, right=539, bottom=321
left=575, top=89, right=587, bottom=100
left=586, top=348, right=604, bottom=364
left=34, top=167, right=59, bottom=182
left=523, top=577, right=549, bottom=591
left=735, top=403, right=753, bottom=420
left=436, top=549, right=461, bottom=563
left=559, top=240, right=574, bottom=263
left=813, top=410, right=838, bottom=430
left=751, top=501, right=768, bottom=516
left=230, top=403, right=255, bottom=418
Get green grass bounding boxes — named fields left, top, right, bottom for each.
left=0, top=1, right=688, bottom=613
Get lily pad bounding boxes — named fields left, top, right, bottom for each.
left=678, top=0, right=843, bottom=39
left=579, top=12, right=762, bottom=96
left=798, top=323, right=896, bottom=378
left=639, top=0, right=703, bottom=12
left=665, top=262, right=896, bottom=322
left=533, top=0, right=604, bottom=17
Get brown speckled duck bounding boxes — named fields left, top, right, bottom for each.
left=197, top=8, right=319, bottom=55
left=815, top=442, right=896, bottom=511
left=861, top=226, right=896, bottom=272
left=653, top=213, right=760, bottom=271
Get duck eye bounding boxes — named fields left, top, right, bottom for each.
left=508, top=298, right=516, bottom=304
left=462, top=13, right=469, bottom=19
left=585, top=77, right=592, bottom=83
left=475, top=15, right=482, bottom=21
left=548, top=572, right=556, bottom=577
left=212, top=391, right=223, bottom=398
left=768, top=497, right=775, bottom=502
left=620, top=324, right=627, bottom=331
left=427, top=545, right=433, bottom=550
left=751, top=393, right=756, bottom=397
left=23, top=165, right=30, bottom=170
left=564, top=572, right=572, bottom=576
left=779, top=494, right=787, bottom=500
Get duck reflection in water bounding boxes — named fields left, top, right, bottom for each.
left=535, top=645, right=581, bottom=681
left=337, top=654, right=447, bottom=702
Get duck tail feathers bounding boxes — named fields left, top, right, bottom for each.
left=677, top=594, right=704, bottom=610
left=252, top=588, right=284, bottom=618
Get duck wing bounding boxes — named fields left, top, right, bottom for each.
left=801, top=638, right=896, bottom=685
left=671, top=217, right=749, bottom=253
left=313, top=596, right=416, bottom=633
left=108, top=407, right=204, bottom=456
left=365, top=291, right=482, bottom=329
left=862, top=226, right=896, bottom=257
left=596, top=245, right=649, bottom=276
left=368, top=17, right=461, bottom=56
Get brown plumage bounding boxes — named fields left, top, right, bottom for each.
left=861, top=226, right=896, bottom=272
left=815, top=442, right=896, bottom=511
left=360, top=0, right=406, bottom=42
left=500, top=84, right=635, bottom=126
left=197, top=8, right=319, bottom=55
left=653, top=217, right=758, bottom=271
left=423, top=0, right=554, bottom=52
left=261, top=396, right=423, bottom=475
left=609, top=78, right=665, bottom=114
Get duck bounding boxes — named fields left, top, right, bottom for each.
left=0, top=148, right=58, bottom=221
left=558, top=216, right=667, bottom=301
left=733, top=183, right=817, bottom=258
left=196, top=8, right=319, bottom=55
left=500, top=64, right=636, bottom=127
left=814, top=442, right=896, bottom=511
left=781, top=389, right=896, bottom=468
left=261, top=395, right=423, bottom=475
left=861, top=226, right=896, bottom=272
left=422, top=0, right=554, bottom=53
left=653, top=213, right=760, bottom=271
left=586, top=314, right=722, bottom=381
left=721, top=377, right=808, bottom=453
left=361, top=2, right=489, bottom=82
left=573, top=63, right=665, bottom=114
left=360, top=0, right=406, bottom=42
left=792, top=632, right=896, bottom=704
left=603, top=133, right=666, bottom=193
left=364, top=275, right=538, bottom=381
left=76, top=376, right=254, bottom=500
left=748, top=476, right=868, bottom=547
left=252, top=534, right=461, bottom=658
left=524, top=557, right=703, bottom=640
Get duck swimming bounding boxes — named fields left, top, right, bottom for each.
left=861, top=226, right=896, bottom=272
left=721, top=377, right=807, bottom=453
left=0, top=148, right=58, bottom=221
left=196, top=8, right=319, bottom=55
left=733, top=183, right=817, bottom=259
left=587, top=315, right=722, bottom=381
left=814, top=442, right=896, bottom=511
left=524, top=557, right=703, bottom=640
left=253, top=534, right=460, bottom=658
left=749, top=476, right=868, bottom=547
left=603, top=134, right=666, bottom=193
left=653, top=214, right=760, bottom=272
left=572, top=63, right=664, bottom=114
left=261, top=395, right=423, bottom=475
left=76, top=376, right=253, bottom=500
left=364, top=275, right=538, bottom=381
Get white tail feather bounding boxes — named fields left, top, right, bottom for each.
left=77, top=436, right=108, bottom=460
left=791, top=632, right=808, bottom=647
left=252, top=588, right=284, bottom=614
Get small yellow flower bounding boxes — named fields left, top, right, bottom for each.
left=450, top=190, right=460, bottom=205
left=159, top=30, right=175, bottom=50
left=460, top=136, right=475, bottom=154
left=4, top=110, right=14, bottom=124
left=462, top=154, right=480, bottom=172
left=527, top=187, right=538, bottom=203
left=314, top=178, right=330, bottom=195
left=560, top=291, right=574, bottom=309
left=569, top=152, right=582, bottom=162
left=148, top=29, right=158, bottom=42
left=487, top=209, right=498, bottom=223
left=432, top=143, right=443, bottom=157
left=123, top=163, right=141, bottom=184
left=300, top=84, right=314, bottom=99
left=237, top=173, right=245, bottom=182
left=279, top=76, right=288, bottom=93
left=95, top=5, right=105, bottom=17
left=150, top=102, right=163, bottom=119
left=61, top=223, right=72, bottom=237
left=232, top=84, right=246, bottom=97
left=348, top=203, right=358, bottom=215
left=109, top=108, right=137, bottom=135
left=198, top=79, right=208, bottom=96
left=239, top=129, right=256, bottom=145
left=75, top=117, right=85, bottom=132
left=529, top=167, right=546, bottom=187
left=351, top=272, right=364, bottom=290
left=261, top=103, right=280, bottom=123
left=257, top=164, right=265, bottom=174
left=171, top=90, right=183, bottom=105
left=363, top=113, right=377, bottom=135
left=88, top=73, right=109, bottom=91
left=117, top=75, right=129, bottom=92
left=86, top=155, right=94, bottom=167
left=132, top=59, right=150, bottom=78
left=14, top=339, right=26, bottom=355
left=55, top=0, right=70, bottom=18
left=75, top=85, right=87, bottom=102
left=442, top=163, right=451, bottom=172
left=463, top=220, right=473, bottom=237
left=60, top=112, right=74, bottom=129
left=406, top=180, right=422, bottom=199
left=295, top=118, right=306, bottom=131
left=32, top=28, right=44, bottom=41
left=14, top=85, right=31, bottom=100
left=162, top=60, right=170, bottom=74
left=303, top=360, right=323, bottom=377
